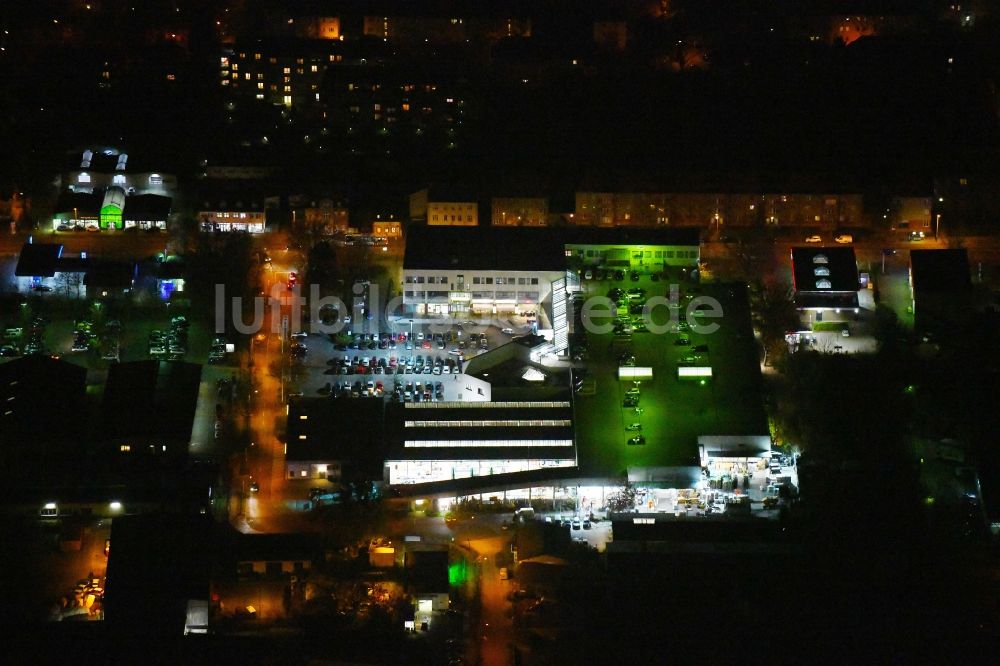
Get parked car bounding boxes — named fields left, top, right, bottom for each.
left=834, top=234, right=854, bottom=244
left=805, top=235, right=822, bottom=243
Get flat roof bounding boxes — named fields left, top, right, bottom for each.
left=910, top=249, right=971, bottom=295
left=83, top=261, right=135, bottom=288
left=55, top=191, right=102, bottom=215
left=104, top=514, right=214, bottom=633
left=0, top=356, right=87, bottom=448
left=14, top=243, right=62, bottom=277
left=404, top=226, right=701, bottom=271
left=123, top=194, right=172, bottom=220
left=62, top=147, right=162, bottom=174
left=386, top=400, right=576, bottom=461
left=790, top=246, right=859, bottom=294
left=101, top=361, right=202, bottom=445
left=572, top=282, right=768, bottom=474
left=286, top=398, right=387, bottom=478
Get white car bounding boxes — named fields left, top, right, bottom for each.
left=501, top=328, right=515, bottom=335
left=805, top=235, right=822, bottom=243
left=834, top=234, right=853, bottom=244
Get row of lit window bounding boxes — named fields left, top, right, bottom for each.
left=385, top=458, right=575, bottom=485
left=404, top=420, right=572, bottom=428
left=405, top=401, right=571, bottom=409
left=403, top=439, right=574, bottom=448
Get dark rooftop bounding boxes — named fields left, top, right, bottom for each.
left=61, top=147, right=163, bottom=175
left=404, top=226, right=700, bottom=271
left=101, top=361, right=202, bottom=447
left=909, top=249, right=971, bottom=295
left=104, top=513, right=215, bottom=636
left=790, top=246, right=860, bottom=309
left=286, top=397, right=387, bottom=479
left=197, top=191, right=265, bottom=211
left=0, top=355, right=87, bottom=450
left=385, top=400, right=575, bottom=461
left=123, top=194, right=172, bottom=221
left=406, top=549, right=449, bottom=594
left=55, top=191, right=102, bottom=216
left=227, top=531, right=322, bottom=564
left=14, top=243, right=63, bottom=277
left=84, top=261, right=135, bottom=289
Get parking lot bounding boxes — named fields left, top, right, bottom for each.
left=569, top=271, right=769, bottom=476
left=0, top=301, right=230, bottom=370
left=285, top=319, right=535, bottom=401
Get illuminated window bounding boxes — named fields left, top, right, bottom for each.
left=404, top=439, right=573, bottom=448
left=254, top=53, right=261, bottom=60
left=244, top=73, right=250, bottom=80
left=815, top=279, right=832, bottom=289
left=120, top=444, right=131, bottom=452
left=311, top=65, right=318, bottom=72
left=257, top=82, right=264, bottom=89
left=284, top=85, right=292, bottom=92
left=78, top=173, right=91, bottom=184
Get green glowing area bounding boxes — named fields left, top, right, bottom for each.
left=99, top=204, right=123, bottom=229
left=573, top=281, right=768, bottom=474
left=448, top=559, right=468, bottom=586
